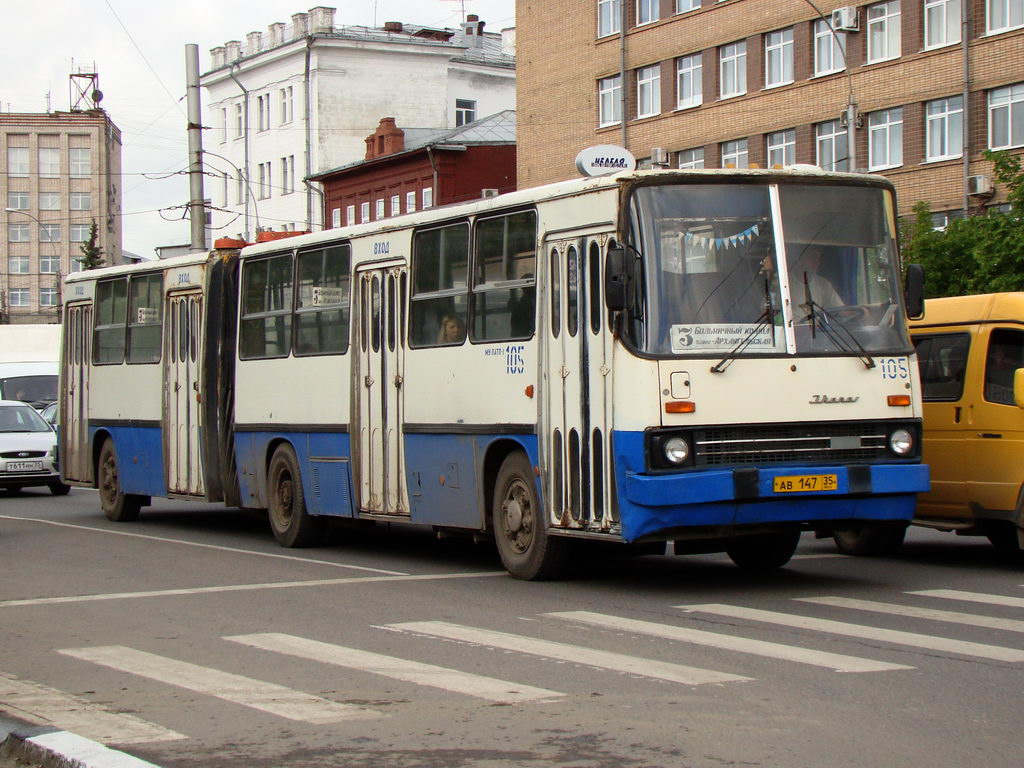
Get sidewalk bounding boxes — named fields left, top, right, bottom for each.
left=1, top=714, right=161, bottom=768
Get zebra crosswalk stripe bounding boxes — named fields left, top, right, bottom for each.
left=797, top=596, right=1024, bottom=633
left=679, top=604, right=1024, bottom=662
left=0, top=671, right=185, bottom=745
left=58, top=646, right=382, bottom=723
left=386, top=621, right=750, bottom=686
left=225, top=633, right=564, bottom=703
left=545, top=611, right=912, bottom=672
left=909, top=589, right=1024, bottom=610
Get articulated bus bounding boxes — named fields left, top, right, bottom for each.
left=59, top=167, right=929, bottom=579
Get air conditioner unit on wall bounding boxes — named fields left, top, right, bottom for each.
left=967, top=175, right=994, bottom=196
left=831, top=7, right=859, bottom=32
left=481, top=188, right=499, bottom=198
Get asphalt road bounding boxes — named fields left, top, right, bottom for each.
left=1, top=487, right=1022, bottom=768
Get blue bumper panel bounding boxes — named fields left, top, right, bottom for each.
left=90, top=425, right=166, bottom=498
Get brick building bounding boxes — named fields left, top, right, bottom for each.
left=1, top=110, right=122, bottom=323
left=312, top=111, right=517, bottom=228
left=515, top=0, right=1024, bottom=221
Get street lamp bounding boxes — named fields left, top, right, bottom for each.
left=5, top=207, right=63, bottom=318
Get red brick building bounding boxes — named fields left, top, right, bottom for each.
left=312, top=110, right=516, bottom=228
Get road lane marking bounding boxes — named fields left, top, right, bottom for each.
left=0, top=671, right=185, bottom=744
left=679, top=604, right=1024, bottom=662
left=0, top=572, right=505, bottom=608
left=909, top=589, right=1024, bottom=609
left=58, top=646, right=382, bottom=723
left=226, top=633, right=563, bottom=704
left=0, top=514, right=406, bottom=575
left=797, top=596, right=1024, bottom=633
left=545, top=611, right=912, bottom=673
left=385, top=621, right=750, bottom=686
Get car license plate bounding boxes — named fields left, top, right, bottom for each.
left=773, top=474, right=838, bottom=493
left=5, top=461, right=42, bottom=472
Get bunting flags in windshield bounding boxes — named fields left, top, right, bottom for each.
left=684, top=224, right=759, bottom=252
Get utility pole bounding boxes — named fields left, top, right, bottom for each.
left=185, top=44, right=206, bottom=252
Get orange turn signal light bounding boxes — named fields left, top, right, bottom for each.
left=665, top=401, right=696, bottom=414
left=887, top=395, right=911, bottom=406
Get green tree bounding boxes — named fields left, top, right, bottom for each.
left=77, top=219, right=105, bottom=270
left=900, top=150, right=1024, bottom=298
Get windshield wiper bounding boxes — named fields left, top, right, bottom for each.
left=711, top=278, right=778, bottom=373
left=800, top=277, right=875, bottom=369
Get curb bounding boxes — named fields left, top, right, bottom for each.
left=1, top=714, right=162, bottom=768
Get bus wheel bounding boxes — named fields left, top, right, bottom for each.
left=493, top=452, right=569, bottom=580
left=98, top=440, right=142, bottom=522
left=726, top=530, right=800, bottom=570
left=832, top=524, right=906, bottom=556
left=985, top=522, right=1024, bottom=557
left=267, top=444, right=323, bottom=548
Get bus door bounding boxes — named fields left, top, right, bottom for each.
left=61, top=303, right=92, bottom=483
left=164, top=290, right=205, bottom=496
left=354, top=262, right=408, bottom=515
left=542, top=233, right=615, bottom=531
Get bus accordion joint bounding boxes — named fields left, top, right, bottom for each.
left=887, top=395, right=911, bottom=406
left=665, top=401, right=696, bottom=414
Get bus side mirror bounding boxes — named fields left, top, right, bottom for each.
left=605, top=245, right=634, bottom=312
left=904, top=263, right=925, bottom=320
left=1014, top=369, right=1024, bottom=409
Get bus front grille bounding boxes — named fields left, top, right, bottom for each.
left=694, top=423, right=889, bottom=467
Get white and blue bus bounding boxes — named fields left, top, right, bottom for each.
left=59, top=167, right=929, bottom=579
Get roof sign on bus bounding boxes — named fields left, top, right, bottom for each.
left=575, top=145, right=637, bottom=177
left=670, top=324, right=781, bottom=354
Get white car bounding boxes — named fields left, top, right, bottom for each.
left=0, top=399, right=69, bottom=495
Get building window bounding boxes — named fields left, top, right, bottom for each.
left=926, top=96, right=964, bottom=161
left=7, top=147, right=29, bottom=177
left=9, top=289, right=29, bottom=307
left=598, top=0, right=622, bottom=37
left=70, top=148, right=91, bottom=178
left=677, top=147, right=705, bottom=168
left=257, top=94, right=271, bottom=132
left=816, top=120, right=849, bottom=171
left=867, top=1, right=901, bottom=64
left=221, top=108, right=228, bottom=142
left=9, top=256, right=28, bottom=274
left=280, top=156, right=294, bottom=194
left=330, top=208, right=341, bottom=228
left=721, top=139, right=749, bottom=168
left=39, top=192, right=60, bottom=211
left=376, top=198, right=385, bottom=219
left=8, top=223, right=29, bottom=242
left=405, top=191, right=416, bottom=213
left=637, top=0, right=659, bottom=25
left=636, top=65, right=661, bottom=118
left=40, top=288, right=57, bottom=307
left=764, top=28, right=794, bottom=88
left=235, top=104, right=244, bottom=138
left=258, top=162, right=271, bottom=199
left=346, top=204, right=356, bottom=225
left=70, top=223, right=89, bottom=242
left=677, top=0, right=701, bottom=11
left=676, top=54, right=702, bottom=109
left=40, top=255, right=60, bottom=274
left=868, top=107, right=903, bottom=170
left=813, top=19, right=846, bottom=76
left=767, top=129, right=796, bottom=167
left=7, top=192, right=27, bottom=210
left=455, top=99, right=477, bottom=126
left=719, top=41, right=747, bottom=99
left=70, top=192, right=91, bottom=210
left=989, top=83, right=1024, bottom=149
left=930, top=209, right=965, bottom=231
left=39, top=224, right=60, bottom=243
left=925, top=0, right=961, bottom=48
left=280, top=86, right=294, bottom=124
left=599, top=74, right=622, bottom=126
left=390, top=194, right=400, bottom=216
left=423, top=187, right=434, bottom=208
left=987, top=0, right=1024, bottom=33
left=360, top=201, right=370, bottom=223
left=38, top=148, right=60, bottom=178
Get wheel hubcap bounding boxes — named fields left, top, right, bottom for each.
left=502, top=479, right=534, bottom=554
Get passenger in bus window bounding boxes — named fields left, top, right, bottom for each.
left=437, top=314, right=466, bottom=345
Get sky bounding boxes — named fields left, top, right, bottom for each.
left=1, top=0, right=516, bottom=258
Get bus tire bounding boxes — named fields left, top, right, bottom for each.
left=493, top=452, right=569, bottom=580
left=832, top=524, right=906, bottom=556
left=267, top=444, right=323, bottom=548
left=726, top=530, right=800, bottom=570
left=985, top=522, right=1024, bottom=557
left=98, top=440, right=143, bottom=522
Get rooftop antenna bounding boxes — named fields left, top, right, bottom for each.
left=69, top=61, right=103, bottom=112
left=443, top=0, right=468, bottom=22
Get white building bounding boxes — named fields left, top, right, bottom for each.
left=200, top=6, right=516, bottom=241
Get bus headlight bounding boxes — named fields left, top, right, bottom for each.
left=888, top=428, right=914, bottom=456
left=663, top=436, right=690, bottom=465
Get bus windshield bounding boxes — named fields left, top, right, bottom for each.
left=627, top=181, right=911, bottom=358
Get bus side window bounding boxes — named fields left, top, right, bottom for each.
left=471, top=210, right=536, bottom=343
left=914, top=333, right=970, bottom=401
left=984, top=328, right=1024, bottom=406
left=409, top=222, right=469, bottom=348
left=94, top=277, right=128, bottom=364
left=239, top=253, right=294, bottom=359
